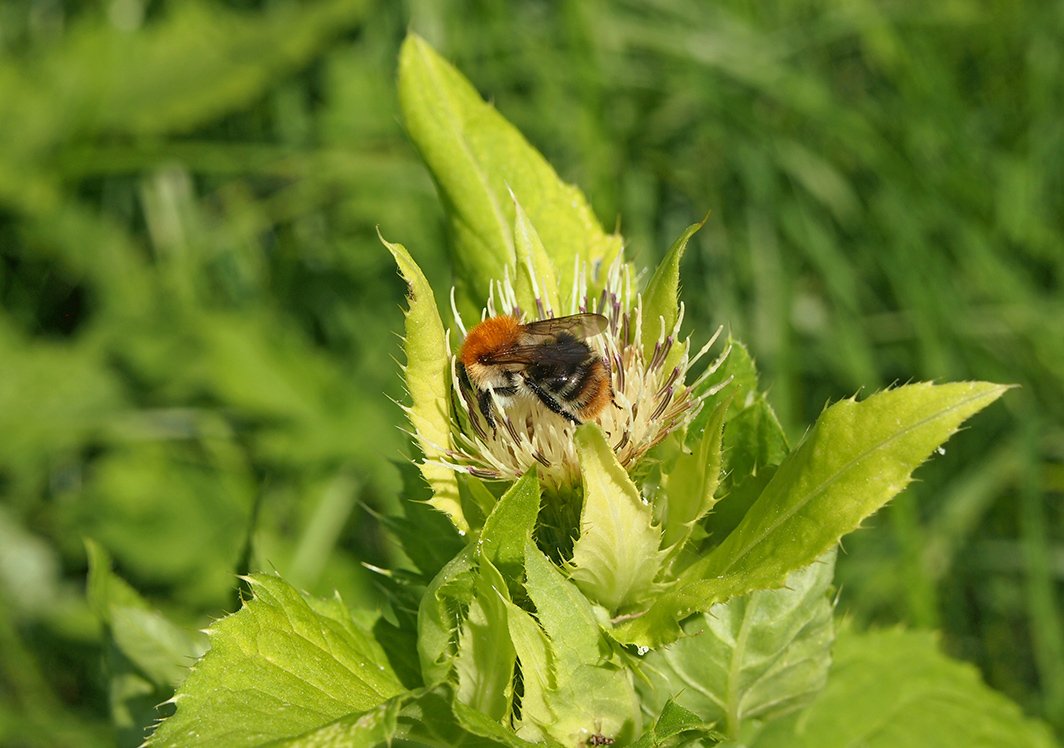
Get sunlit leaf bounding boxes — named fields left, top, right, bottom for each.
left=699, top=382, right=1009, bottom=590
left=640, top=552, right=835, bottom=738
left=519, top=544, right=634, bottom=744
left=511, top=196, right=562, bottom=317
left=524, top=541, right=640, bottom=745
left=381, top=234, right=465, bottom=531
left=661, top=399, right=728, bottom=554
left=753, top=627, right=1057, bottom=748
left=617, top=382, right=1010, bottom=646
left=570, top=424, right=664, bottom=612
left=417, top=547, right=476, bottom=687
left=265, top=696, right=403, bottom=747
left=640, top=216, right=706, bottom=364
left=146, top=574, right=405, bottom=747
left=454, top=560, right=515, bottom=722
left=503, top=600, right=557, bottom=740
left=478, top=468, right=541, bottom=587
left=397, top=34, right=621, bottom=312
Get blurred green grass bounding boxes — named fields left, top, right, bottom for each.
left=0, top=0, right=1060, bottom=744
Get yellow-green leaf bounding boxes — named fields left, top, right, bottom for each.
left=146, top=574, right=404, bottom=747
left=381, top=233, right=464, bottom=531
left=512, top=195, right=562, bottom=317
left=617, top=381, right=1010, bottom=646
left=398, top=34, right=621, bottom=311
left=570, top=424, right=664, bottom=612
left=640, top=216, right=706, bottom=363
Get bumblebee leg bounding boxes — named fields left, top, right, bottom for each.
left=523, top=377, right=581, bottom=425
left=477, top=389, right=496, bottom=430
left=456, top=364, right=489, bottom=438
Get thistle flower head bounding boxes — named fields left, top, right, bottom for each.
left=435, top=254, right=730, bottom=489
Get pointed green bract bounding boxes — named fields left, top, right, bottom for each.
left=640, top=552, right=835, bottom=739
left=686, top=338, right=762, bottom=446
left=454, top=560, right=516, bottom=722
left=146, top=574, right=404, bottom=747
left=398, top=34, right=621, bottom=310
left=640, top=216, right=706, bottom=363
left=478, top=468, right=541, bottom=585
left=452, top=699, right=542, bottom=747
left=701, top=339, right=759, bottom=412
left=570, top=424, right=664, bottom=612
left=524, top=540, right=640, bottom=744
left=617, top=381, right=1009, bottom=646
left=661, top=399, right=729, bottom=554
left=524, top=540, right=602, bottom=663
left=417, top=546, right=476, bottom=686
left=380, top=233, right=465, bottom=532
left=511, top=196, right=562, bottom=316
left=702, top=393, right=790, bottom=546
left=754, top=627, right=1058, bottom=748
left=721, top=392, right=790, bottom=482
left=503, top=600, right=557, bottom=739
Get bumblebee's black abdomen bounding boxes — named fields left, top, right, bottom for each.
left=528, top=335, right=591, bottom=395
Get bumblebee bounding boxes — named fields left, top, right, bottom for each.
left=457, top=313, right=613, bottom=430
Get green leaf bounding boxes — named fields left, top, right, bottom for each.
left=511, top=195, right=562, bottom=317
left=701, top=393, right=790, bottom=547
left=86, top=539, right=149, bottom=622
left=146, top=574, right=405, bottom=747
left=87, top=541, right=208, bottom=747
left=381, top=233, right=465, bottom=532
left=452, top=699, right=541, bottom=747
left=640, top=552, right=835, bottom=740
left=699, top=381, right=1009, bottom=591
left=524, top=541, right=602, bottom=666
left=686, top=338, right=761, bottom=444
left=524, top=541, right=640, bottom=745
left=503, top=600, right=557, bottom=740
left=629, top=699, right=720, bottom=748
left=660, top=399, right=729, bottom=553
left=417, top=547, right=476, bottom=686
left=753, top=627, right=1058, bottom=748
left=392, top=684, right=541, bottom=745
left=384, top=459, right=465, bottom=580
left=391, top=686, right=488, bottom=746
left=570, top=424, right=664, bottom=612
left=478, top=468, right=541, bottom=587
left=266, top=696, right=403, bottom=747
left=720, top=393, right=790, bottom=485
left=455, top=560, right=516, bottom=722
left=640, top=216, right=706, bottom=362
left=618, top=381, right=1009, bottom=646
left=398, top=34, right=621, bottom=310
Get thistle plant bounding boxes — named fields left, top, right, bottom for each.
left=439, top=252, right=728, bottom=490
left=137, top=34, right=1057, bottom=748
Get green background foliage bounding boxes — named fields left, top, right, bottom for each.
left=0, top=1, right=1059, bottom=745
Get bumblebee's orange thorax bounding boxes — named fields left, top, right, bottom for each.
left=459, top=316, right=522, bottom=367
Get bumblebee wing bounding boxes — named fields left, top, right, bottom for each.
left=520, top=313, right=608, bottom=340
left=477, top=314, right=606, bottom=365
left=481, top=340, right=591, bottom=366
